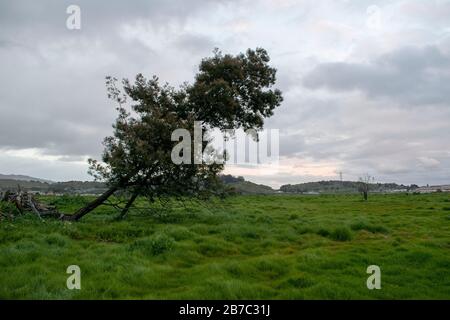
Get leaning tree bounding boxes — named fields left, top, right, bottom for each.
left=63, top=48, right=283, bottom=221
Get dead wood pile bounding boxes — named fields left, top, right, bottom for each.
left=0, top=189, right=62, bottom=220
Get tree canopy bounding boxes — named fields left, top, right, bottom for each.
left=65, top=48, right=283, bottom=221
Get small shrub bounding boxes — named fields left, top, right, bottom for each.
left=150, top=234, right=174, bottom=255
left=131, top=233, right=174, bottom=256
left=329, top=227, right=352, bottom=242
left=350, top=221, right=366, bottom=231
left=350, top=221, right=388, bottom=234
left=316, top=228, right=331, bottom=237
left=166, top=227, right=192, bottom=241
left=297, top=227, right=313, bottom=235
left=0, top=202, right=21, bottom=216
left=44, top=233, right=68, bottom=247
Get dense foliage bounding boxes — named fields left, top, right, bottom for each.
left=68, top=48, right=282, bottom=220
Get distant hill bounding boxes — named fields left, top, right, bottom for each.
left=0, top=174, right=53, bottom=184
left=0, top=179, right=51, bottom=193
left=0, top=174, right=421, bottom=196
left=220, top=175, right=275, bottom=194
left=0, top=174, right=274, bottom=196
left=0, top=179, right=108, bottom=195
left=280, top=180, right=416, bottom=194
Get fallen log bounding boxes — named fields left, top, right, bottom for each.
left=62, top=185, right=119, bottom=221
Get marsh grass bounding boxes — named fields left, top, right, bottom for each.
left=0, top=193, right=449, bottom=299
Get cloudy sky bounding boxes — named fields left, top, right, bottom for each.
left=0, top=0, right=449, bottom=187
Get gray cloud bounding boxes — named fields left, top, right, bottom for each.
left=0, top=0, right=230, bottom=161
left=303, top=45, right=450, bottom=106
left=0, top=0, right=449, bottom=186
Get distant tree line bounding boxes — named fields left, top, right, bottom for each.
left=280, top=180, right=418, bottom=194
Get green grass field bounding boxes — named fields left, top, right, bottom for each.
left=1, top=193, right=449, bottom=299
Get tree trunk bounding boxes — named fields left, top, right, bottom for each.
left=117, top=192, right=139, bottom=220
left=363, top=191, right=368, bottom=201
left=63, top=185, right=119, bottom=221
